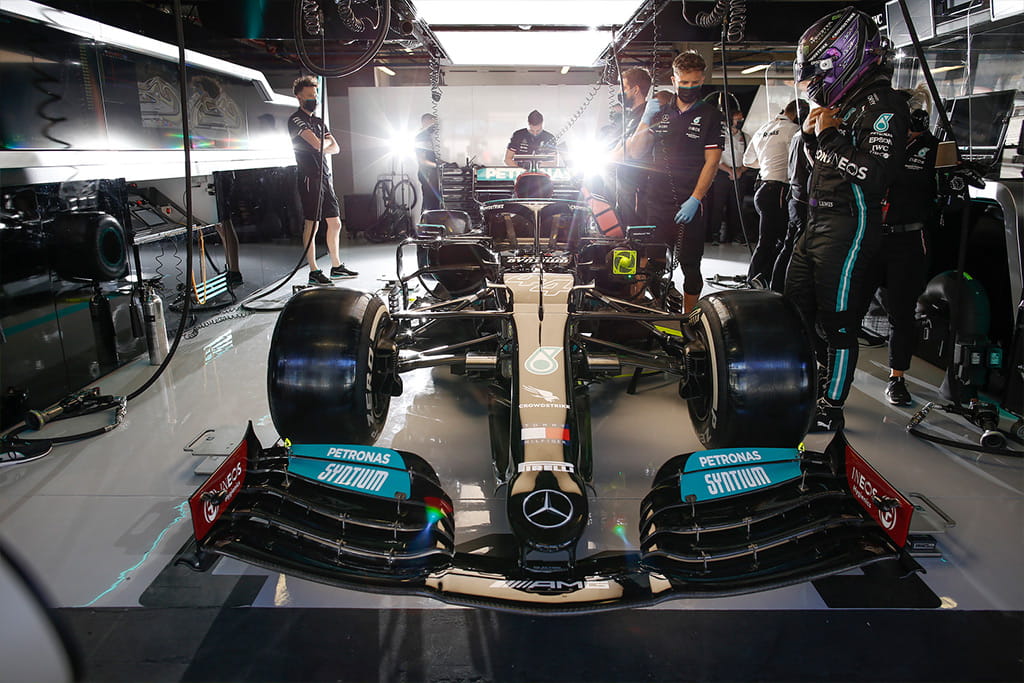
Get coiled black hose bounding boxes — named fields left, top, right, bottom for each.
left=30, top=65, right=71, bottom=148
left=680, top=0, right=746, bottom=43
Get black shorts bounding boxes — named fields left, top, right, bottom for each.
left=297, top=174, right=340, bottom=221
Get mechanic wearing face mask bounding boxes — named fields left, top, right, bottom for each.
left=742, top=99, right=804, bottom=289
left=786, top=7, right=908, bottom=432
left=288, top=75, right=357, bottom=285
left=609, top=66, right=654, bottom=226
left=877, top=98, right=939, bottom=407
left=627, top=51, right=725, bottom=313
left=505, top=110, right=559, bottom=168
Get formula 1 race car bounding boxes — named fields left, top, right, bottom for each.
left=181, top=168, right=918, bottom=612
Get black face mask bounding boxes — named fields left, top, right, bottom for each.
left=676, top=86, right=701, bottom=104
left=734, top=118, right=745, bottom=129
left=301, top=98, right=318, bottom=113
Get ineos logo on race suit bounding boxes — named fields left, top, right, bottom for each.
left=525, top=346, right=563, bottom=375
left=815, top=148, right=868, bottom=180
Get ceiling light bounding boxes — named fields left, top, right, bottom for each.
left=561, top=65, right=571, bottom=74
left=376, top=65, right=396, bottom=76
left=435, top=30, right=613, bottom=66
left=415, top=0, right=642, bottom=26
left=931, top=64, right=965, bottom=73
left=740, top=64, right=770, bottom=75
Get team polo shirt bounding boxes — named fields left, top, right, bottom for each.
left=648, top=99, right=725, bottom=196
left=507, top=128, right=558, bottom=165
left=288, top=109, right=331, bottom=180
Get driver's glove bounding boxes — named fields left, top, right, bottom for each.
left=674, top=196, right=701, bottom=224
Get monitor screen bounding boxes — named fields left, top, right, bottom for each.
left=885, top=0, right=935, bottom=49
left=132, top=207, right=168, bottom=228
left=943, top=90, right=1016, bottom=153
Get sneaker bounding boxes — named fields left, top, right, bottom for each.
left=809, top=398, right=845, bottom=433
left=225, top=270, right=243, bottom=287
left=330, top=264, right=359, bottom=279
left=308, top=269, right=333, bottom=286
left=885, top=376, right=912, bottom=406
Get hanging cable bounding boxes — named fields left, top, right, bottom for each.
left=1, top=0, right=199, bottom=461
left=552, top=73, right=607, bottom=148
left=679, top=0, right=746, bottom=43
left=429, top=48, right=445, bottom=210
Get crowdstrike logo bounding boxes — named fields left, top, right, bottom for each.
left=523, top=384, right=560, bottom=403
left=520, top=384, right=570, bottom=410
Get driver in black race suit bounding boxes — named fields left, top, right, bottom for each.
left=786, top=7, right=909, bottom=431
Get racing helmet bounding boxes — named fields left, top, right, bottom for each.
left=794, top=7, right=888, bottom=108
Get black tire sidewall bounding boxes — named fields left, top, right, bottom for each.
left=687, top=290, right=816, bottom=448
left=268, top=289, right=391, bottom=444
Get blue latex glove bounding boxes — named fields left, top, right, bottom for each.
left=640, top=99, right=663, bottom=126
left=674, top=196, right=701, bottom=224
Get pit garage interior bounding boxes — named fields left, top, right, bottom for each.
left=1, top=0, right=1022, bottom=681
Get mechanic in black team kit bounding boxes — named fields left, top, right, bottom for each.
left=878, top=100, right=939, bottom=406
left=786, top=7, right=908, bottom=431
left=288, top=75, right=357, bottom=286
left=627, top=51, right=725, bottom=314
left=609, top=66, right=654, bottom=226
left=505, top=110, right=559, bottom=168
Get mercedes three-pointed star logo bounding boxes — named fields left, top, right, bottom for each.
left=522, top=489, right=574, bottom=529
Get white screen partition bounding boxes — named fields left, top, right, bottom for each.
left=346, top=84, right=614, bottom=195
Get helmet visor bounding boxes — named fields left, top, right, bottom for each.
left=793, top=55, right=832, bottom=84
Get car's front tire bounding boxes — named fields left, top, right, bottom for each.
left=268, top=288, right=392, bottom=444
left=686, top=289, right=816, bottom=448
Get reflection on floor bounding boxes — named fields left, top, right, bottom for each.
left=1, top=240, right=1021, bottom=682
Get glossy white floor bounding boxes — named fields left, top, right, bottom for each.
left=2, top=240, right=1022, bottom=681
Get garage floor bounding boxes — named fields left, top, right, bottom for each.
left=1, top=241, right=1021, bottom=682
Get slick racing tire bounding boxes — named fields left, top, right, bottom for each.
left=51, top=211, right=128, bottom=281
left=687, top=289, right=815, bottom=448
left=268, top=288, right=392, bottom=444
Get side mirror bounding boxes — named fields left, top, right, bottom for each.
left=415, top=223, right=446, bottom=238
